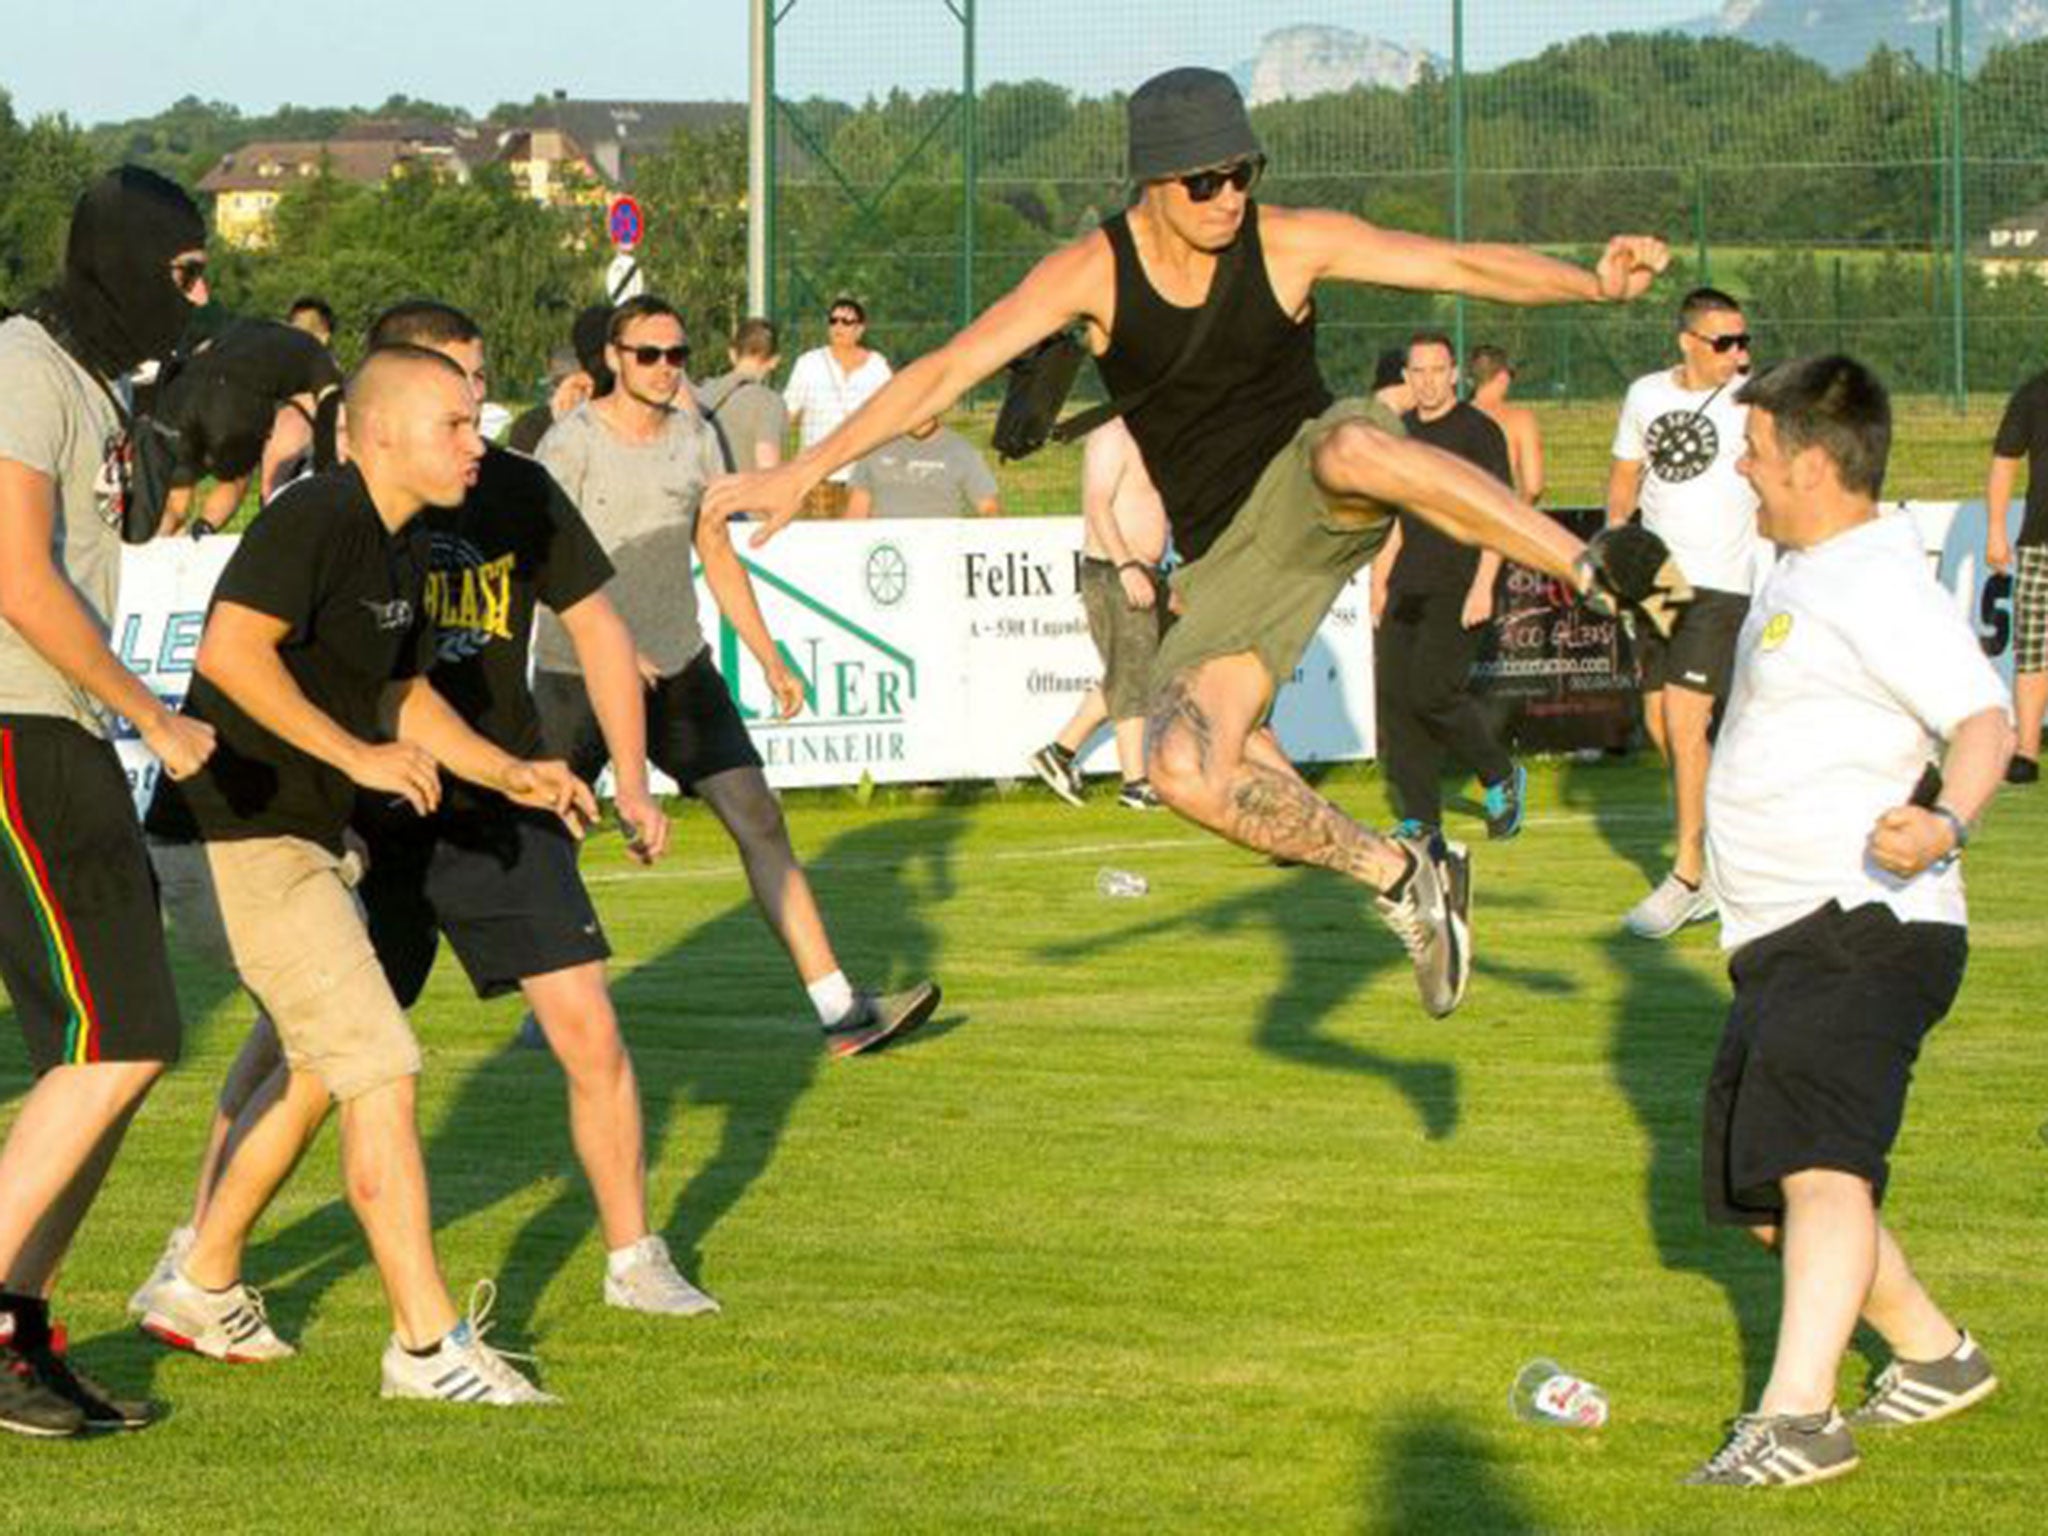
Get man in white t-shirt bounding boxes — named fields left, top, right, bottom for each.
left=782, top=296, right=890, bottom=518
left=1683, top=355, right=2011, bottom=1489
left=1607, top=286, right=1761, bottom=937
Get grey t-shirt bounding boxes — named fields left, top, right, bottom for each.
left=0, top=317, right=124, bottom=733
left=849, top=427, right=998, bottom=519
left=532, top=403, right=726, bottom=677
left=698, top=369, right=789, bottom=473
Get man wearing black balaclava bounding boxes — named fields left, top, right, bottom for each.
left=0, top=166, right=217, bottom=1438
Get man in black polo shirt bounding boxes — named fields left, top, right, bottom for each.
left=1370, top=332, right=1526, bottom=843
left=142, top=346, right=592, bottom=1405
left=135, top=301, right=716, bottom=1325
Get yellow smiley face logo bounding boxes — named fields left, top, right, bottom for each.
left=1759, top=612, right=1793, bottom=651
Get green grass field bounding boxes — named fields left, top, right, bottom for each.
left=10, top=758, right=2045, bottom=1532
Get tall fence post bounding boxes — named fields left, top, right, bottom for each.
left=1451, top=0, right=1467, bottom=365
left=1949, top=0, right=1967, bottom=410
left=748, top=0, right=773, bottom=319
left=961, top=0, right=978, bottom=338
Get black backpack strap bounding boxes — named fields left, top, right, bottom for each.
left=1049, top=231, right=1246, bottom=446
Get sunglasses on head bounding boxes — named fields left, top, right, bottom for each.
left=1177, top=155, right=1265, bottom=204
left=170, top=256, right=208, bottom=293
left=620, top=343, right=689, bottom=367
left=1690, top=330, right=1751, bottom=354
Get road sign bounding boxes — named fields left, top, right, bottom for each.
left=606, top=194, right=644, bottom=251
left=605, top=252, right=645, bottom=304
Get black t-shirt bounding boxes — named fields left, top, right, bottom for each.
left=147, top=464, right=433, bottom=852
left=1389, top=402, right=1515, bottom=595
left=413, top=445, right=612, bottom=812
left=1993, top=371, right=2048, bottom=547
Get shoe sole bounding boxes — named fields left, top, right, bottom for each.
left=1029, top=758, right=1085, bottom=808
left=1850, top=1373, right=1999, bottom=1431
left=603, top=1289, right=721, bottom=1318
left=0, top=1413, right=81, bottom=1439
left=1439, top=843, right=1473, bottom=1015
left=829, top=982, right=942, bottom=1059
left=139, top=1317, right=290, bottom=1365
left=378, top=1383, right=559, bottom=1406
left=1625, top=898, right=1718, bottom=939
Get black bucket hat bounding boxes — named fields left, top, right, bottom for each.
left=1128, top=67, right=1262, bottom=182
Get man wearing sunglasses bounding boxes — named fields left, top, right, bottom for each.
left=535, top=295, right=940, bottom=1058
left=1608, top=286, right=1763, bottom=939
left=707, top=65, right=1668, bottom=1021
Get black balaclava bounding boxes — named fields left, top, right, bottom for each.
left=39, top=167, right=206, bottom=378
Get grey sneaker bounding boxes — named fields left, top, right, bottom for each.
left=603, top=1236, right=721, bottom=1318
left=1625, top=871, right=1716, bottom=938
left=139, top=1269, right=295, bottom=1363
left=1028, top=745, right=1085, bottom=807
left=126, top=1224, right=197, bottom=1320
left=1373, top=834, right=1471, bottom=1019
left=824, top=980, right=941, bottom=1058
left=0, top=1349, right=84, bottom=1439
left=379, top=1281, right=556, bottom=1406
left=1684, top=1410, right=1859, bottom=1488
left=1848, top=1331, right=1998, bottom=1430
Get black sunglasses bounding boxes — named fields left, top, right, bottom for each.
left=170, top=256, right=208, bottom=293
left=1690, top=330, right=1752, bottom=354
left=827, top=314, right=862, bottom=326
left=1178, top=155, right=1265, bottom=204
left=621, top=343, right=689, bottom=367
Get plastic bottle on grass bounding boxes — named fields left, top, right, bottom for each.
left=1096, top=867, right=1149, bottom=898
left=1510, top=1358, right=1609, bottom=1428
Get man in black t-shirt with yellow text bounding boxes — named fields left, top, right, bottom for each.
left=1370, top=332, right=1526, bottom=844
left=142, top=346, right=592, bottom=1405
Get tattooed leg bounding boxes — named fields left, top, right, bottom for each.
left=1146, top=653, right=1407, bottom=889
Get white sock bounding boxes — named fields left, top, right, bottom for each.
left=607, top=1237, right=654, bottom=1279
left=807, top=970, right=855, bottom=1026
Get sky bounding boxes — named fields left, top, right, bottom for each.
left=1, top=1, right=1720, bottom=126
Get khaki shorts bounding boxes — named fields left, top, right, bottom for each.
left=1153, top=397, right=1396, bottom=710
left=201, top=836, right=419, bottom=1101
left=1080, top=557, right=1166, bottom=720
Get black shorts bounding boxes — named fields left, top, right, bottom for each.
left=535, top=647, right=762, bottom=792
left=357, top=806, right=608, bottom=1006
left=0, top=717, right=181, bottom=1073
left=1702, top=901, right=1966, bottom=1226
left=1634, top=587, right=1749, bottom=698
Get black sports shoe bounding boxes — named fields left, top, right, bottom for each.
left=824, top=981, right=941, bottom=1058
left=0, top=1348, right=84, bottom=1439
left=1027, top=745, right=1086, bottom=807
left=28, top=1329, right=153, bottom=1431
left=2007, top=756, right=2039, bottom=786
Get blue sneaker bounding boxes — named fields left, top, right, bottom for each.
left=1482, top=764, right=1527, bottom=842
left=1389, top=818, right=1436, bottom=842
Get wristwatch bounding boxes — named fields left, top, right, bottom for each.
left=1928, top=804, right=1969, bottom=872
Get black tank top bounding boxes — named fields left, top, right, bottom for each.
left=1095, top=201, right=1333, bottom=562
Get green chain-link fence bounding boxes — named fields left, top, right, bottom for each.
left=765, top=2, right=2048, bottom=408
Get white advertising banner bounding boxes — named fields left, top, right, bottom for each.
left=1902, top=500, right=2024, bottom=686
left=110, top=536, right=239, bottom=815
left=111, top=516, right=1376, bottom=796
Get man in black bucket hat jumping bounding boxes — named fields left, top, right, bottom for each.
left=707, top=66, right=1673, bottom=1020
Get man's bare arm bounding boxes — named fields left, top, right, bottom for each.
left=1273, top=209, right=1666, bottom=308
left=556, top=589, right=668, bottom=859
left=1512, top=415, right=1547, bottom=505
left=0, top=459, right=216, bottom=777
left=1986, top=454, right=2020, bottom=569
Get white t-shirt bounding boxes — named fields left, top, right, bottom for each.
left=1706, top=511, right=2011, bottom=951
left=1612, top=369, right=1762, bottom=594
left=783, top=347, right=892, bottom=483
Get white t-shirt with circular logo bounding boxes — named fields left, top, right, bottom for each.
left=1613, top=368, right=1762, bottom=594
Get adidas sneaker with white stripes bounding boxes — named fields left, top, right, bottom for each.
left=1684, top=1409, right=1860, bottom=1488
left=379, top=1282, right=555, bottom=1407
left=1848, top=1330, right=1998, bottom=1430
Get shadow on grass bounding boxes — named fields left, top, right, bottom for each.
left=1040, top=866, right=1462, bottom=1141
left=1360, top=1409, right=1542, bottom=1536
left=233, top=804, right=966, bottom=1344
left=1601, top=926, right=1779, bottom=1410
left=1560, top=749, right=1668, bottom=892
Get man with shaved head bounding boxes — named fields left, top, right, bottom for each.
left=141, top=341, right=594, bottom=1406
